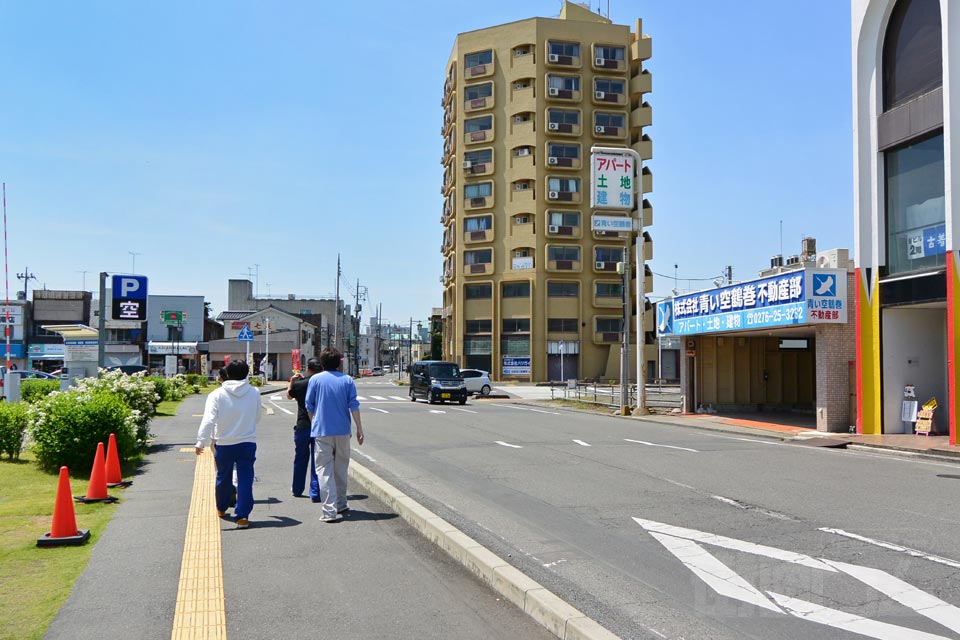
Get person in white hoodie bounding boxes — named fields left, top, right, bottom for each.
left=196, top=360, right=262, bottom=529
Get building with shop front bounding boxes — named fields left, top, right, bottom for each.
left=439, top=1, right=655, bottom=383
left=29, top=290, right=92, bottom=371
left=91, top=288, right=145, bottom=368
left=657, top=245, right=855, bottom=432
left=852, top=0, right=959, bottom=441
left=0, top=301, right=30, bottom=369
left=145, top=295, right=205, bottom=374
left=211, top=307, right=317, bottom=380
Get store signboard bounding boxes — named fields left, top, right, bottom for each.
left=502, top=356, right=531, bottom=376
left=590, top=152, right=634, bottom=210
left=64, top=339, right=99, bottom=362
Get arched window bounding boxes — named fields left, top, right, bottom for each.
left=882, top=0, right=942, bottom=110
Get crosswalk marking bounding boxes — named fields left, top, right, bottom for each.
left=495, top=441, right=522, bottom=448
left=390, top=396, right=408, bottom=401
left=369, top=407, right=389, bottom=414
left=369, top=395, right=387, bottom=400
left=357, top=396, right=367, bottom=401
left=573, top=440, right=591, bottom=447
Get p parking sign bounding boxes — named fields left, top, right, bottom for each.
left=112, top=275, right=148, bottom=321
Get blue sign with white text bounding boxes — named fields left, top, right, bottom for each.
left=111, top=275, right=148, bottom=321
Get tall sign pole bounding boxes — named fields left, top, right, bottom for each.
left=98, top=273, right=107, bottom=369
left=2, top=183, right=9, bottom=370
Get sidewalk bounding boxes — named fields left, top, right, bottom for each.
left=44, top=393, right=556, bottom=640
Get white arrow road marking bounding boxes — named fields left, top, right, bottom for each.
left=573, top=440, right=591, bottom=447
left=429, top=410, right=446, bottom=414
left=269, top=397, right=294, bottom=415
left=354, top=450, right=376, bottom=463
left=450, top=407, right=477, bottom=413
left=368, top=407, right=389, bottom=414
left=389, top=396, right=408, bottom=401
left=369, top=395, right=387, bottom=400
left=768, top=591, right=952, bottom=640
left=649, top=532, right=781, bottom=613
left=819, top=528, right=960, bottom=570
left=823, top=559, right=960, bottom=635
left=634, top=518, right=836, bottom=572
left=495, top=441, right=522, bottom=448
left=624, top=439, right=699, bottom=453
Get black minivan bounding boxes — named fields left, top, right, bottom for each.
left=408, top=360, right=468, bottom=404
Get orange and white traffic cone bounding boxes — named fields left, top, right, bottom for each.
left=38, top=467, right=90, bottom=547
left=105, top=433, right=131, bottom=488
left=74, top=442, right=118, bottom=504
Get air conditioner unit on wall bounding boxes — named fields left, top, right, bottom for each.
left=548, top=225, right=559, bottom=233
left=515, top=115, right=524, bottom=123
left=515, top=49, right=526, bottom=57
left=595, top=57, right=605, bottom=66
left=595, top=262, right=605, bottom=270
left=547, top=157, right=558, bottom=165
left=548, top=88, right=559, bottom=96
left=515, top=183, right=529, bottom=190
left=595, top=125, right=605, bottom=133
left=549, top=191, right=559, bottom=199
left=595, top=91, right=605, bottom=100
left=548, top=53, right=559, bottom=63
left=462, top=161, right=472, bottom=169
left=548, top=122, right=559, bottom=131
left=815, top=248, right=850, bottom=270
left=515, top=251, right=525, bottom=258
left=517, top=148, right=530, bottom=156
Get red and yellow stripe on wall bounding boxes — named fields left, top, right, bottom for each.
left=855, top=267, right=881, bottom=435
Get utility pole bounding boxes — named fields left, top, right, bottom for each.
left=376, top=303, right=382, bottom=368
left=264, top=315, right=270, bottom=380
left=618, top=250, right=630, bottom=415
left=354, top=279, right=361, bottom=376
left=334, top=254, right=341, bottom=353
left=128, top=251, right=141, bottom=274
left=17, top=267, right=38, bottom=302
left=98, top=272, right=107, bottom=369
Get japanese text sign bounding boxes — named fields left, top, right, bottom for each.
left=111, top=275, right=147, bottom=321
left=591, top=152, right=634, bottom=210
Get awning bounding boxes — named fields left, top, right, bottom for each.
left=147, top=341, right=198, bottom=355
left=41, top=324, right=99, bottom=340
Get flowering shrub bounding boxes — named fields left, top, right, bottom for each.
left=0, top=401, right=28, bottom=460
left=21, top=379, right=60, bottom=404
left=29, top=390, right=136, bottom=474
left=249, top=376, right=263, bottom=387
left=73, top=369, right=160, bottom=446
left=147, top=375, right=193, bottom=401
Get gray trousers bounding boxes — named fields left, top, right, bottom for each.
left=314, top=435, right=351, bottom=519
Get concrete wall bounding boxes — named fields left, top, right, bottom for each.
left=881, top=307, right=948, bottom=433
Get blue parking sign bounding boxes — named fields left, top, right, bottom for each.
left=112, top=275, right=148, bottom=320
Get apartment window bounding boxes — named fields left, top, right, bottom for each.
left=595, top=247, right=623, bottom=263
left=502, top=282, right=531, bottom=298
left=596, top=318, right=621, bottom=333
left=548, top=177, right=580, bottom=193
left=464, top=249, right=492, bottom=265
left=595, top=282, right=623, bottom=297
left=168, top=325, right=184, bottom=341
left=465, top=319, right=492, bottom=333
left=465, top=50, right=493, bottom=69
left=502, top=318, right=531, bottom=333
left=464, top=336, right=492, bottom=355
left=465, top=83, right=493, bottom=102
left=548, top=282, right=579, bottom=297
left=547, top=143, right=579, bottom=159
left=548, top=41, right=580, bottom=58
left=465, top=115, right=493, bottom=132
left=595, top=112, right=626, bottom=128
left=548, top=246, right=580, bottom=262
left=548, top=318, right=578, bottom=332
left=465, top=284, right=492, bottom=299
left=547, top=75, right=580, bottom=92
left=882, top=0, right=942, bottom=110
left=547, top=109, right=580, bottom=126
left=594, top=78, right=625, bottom=95
left=464, top=149, right=493, bottom=165
left=464, top=215, right=492, bottom=232
left=107, top=329, right=135, bottom=342
left=464, top=182, right=493, bottom=198
left=595, top=45, right=625, bottom=61
left=548, top=211, right=580, bottom=227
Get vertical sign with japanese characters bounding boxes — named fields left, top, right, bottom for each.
left=591, top=152, right=634, bottom=210
left=111, top=275, right=148, bottom=321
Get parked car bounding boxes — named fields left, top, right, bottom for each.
left=459, top=369, right=493, bottom=396
left=371, top=366, right=383, bottom=376
left=408, top=360, right=467, bottom=405
left=0, top=368, right=58, bottom=394
left=105, top=364, right=149, bottom=375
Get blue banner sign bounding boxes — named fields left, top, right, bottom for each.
left=502, top=356, right=531, bottom=376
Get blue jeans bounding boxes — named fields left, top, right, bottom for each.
left=292, top=428, right=319, bottom=499
left=214, top=442, right=256, bottom=519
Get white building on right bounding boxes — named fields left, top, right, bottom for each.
left=852, top=0, right=960, bottom=442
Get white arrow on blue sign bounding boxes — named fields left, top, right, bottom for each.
left=237, top=324, right=254, bottom=342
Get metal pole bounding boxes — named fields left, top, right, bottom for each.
left=98, top=272, right=107, bottom=370
left=265, top=315, right=270, bottom=380
left=620, top=249, right=629, bottom=414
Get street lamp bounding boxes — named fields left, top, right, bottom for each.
left=408, top=318, right=423, bottom=373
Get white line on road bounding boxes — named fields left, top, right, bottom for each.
left=819, top=528, right=960, bottom=570
left=268, top=397, right=295, bottom=415
left=624, top=439, right=699, bottom=453
left=495, top=441, right=522, bottom=448
left=823, top=558, right=960, bottom=635
left=449, top=407, right=478, bottom=413
left=369, top=395, right=387, bottom=400
left=353, top=450, right=377, bottom=463
left=768, top=591, right=951, bottom=640
left=389, top=396, right=408, bottom=401
left=712, top=495, right=793, bottom=521
left=357, top=396, right=367, bottom=401
left=649, top=532, right=781, bottom=613
left=368, top=407, right=389, bottom=414
left=573, top=440, right=591, bottom=447
left=498, top=405, right=560, bottom=415
left=530, top=408, right=561, bottom=415
left=429, top=410, right=446, bottom=414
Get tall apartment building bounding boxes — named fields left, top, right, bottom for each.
left=440, top=1, right=654, bottom=382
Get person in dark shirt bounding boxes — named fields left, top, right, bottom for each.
left=286, top=357, right=321, bottom=499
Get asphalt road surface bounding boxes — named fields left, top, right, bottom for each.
left=311, top=378, right=960, bottom=640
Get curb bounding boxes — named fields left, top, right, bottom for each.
left=348, top=461, right=621, bottom=640
left=847, top=443, right=960, bottom=465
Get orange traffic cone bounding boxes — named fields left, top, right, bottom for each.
left=75, top=442, right=118, bottom=504
left=105, top=433, right=131, bottom=488
left=38, top=467, right=90, bottom=547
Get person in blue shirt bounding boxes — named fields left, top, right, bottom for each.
left=304, top=347, right=364, bottom=522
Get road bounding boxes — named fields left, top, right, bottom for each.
left=291, top=378, right=960, bottom=640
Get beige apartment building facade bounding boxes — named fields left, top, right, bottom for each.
left=440, top=2, right=654, bottom=382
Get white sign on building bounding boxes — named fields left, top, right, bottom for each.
left=512, top=256, right=534, bottom=270
left=591, top=152, right=635, bottom=210
left=591, top=214, right=633, bottom=232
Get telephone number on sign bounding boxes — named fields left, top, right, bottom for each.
left=746, top=306, right=804, bottom=325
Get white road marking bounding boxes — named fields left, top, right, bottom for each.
left=368, top=407, right=389, bottom=414
left=353, top=450, right=377, bottom=463
left=369, top=395, right=387, bottom=400
left=269, top=397, right=294, bottom=415
left=768, top=591, right=951, bottom=640
left=499, top=405, right=559, bottom=415
left=429, top=410, right=446, bottom=414
left=819, top=528, right=960, bottom=570
left=495, top=441, right=522, bottom=449
left=389, top=396, right=408, bottom=401
left=449, top=407, right=478, bottom=413
left=542, top=558, right=568, bottom=568
left=264, top=406, right=274, bottom=415
left=530, top=408, right=561, bottom=415
left=649, top=532, right=781, bottom=613
left=823, top=558, right=960, bottom=635
left=357, top=396, right=367, bottom=401
left=573, top=440, right=591, bottom=447
left=624, top=439, right=699, bottom=453
left=634, top=518, right=835, bottom=572
left=711, top=495, right=793, bottom=521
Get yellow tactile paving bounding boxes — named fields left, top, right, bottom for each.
left=171, top=448, right=227, bottom=640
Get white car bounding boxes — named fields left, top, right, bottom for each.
left=460, top=369, right=492, bottom=396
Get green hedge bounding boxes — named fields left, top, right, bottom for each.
left=21, top=379, right=59, bottom=404
left=0, top=402, right=28, bottom=460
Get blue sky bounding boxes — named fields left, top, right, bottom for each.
left=0, top=1, right=851, bottom=328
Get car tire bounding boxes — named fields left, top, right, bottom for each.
left=428, top=393, right=436, bottom=405
left=409, top=388, right=416, bottom=402
left=458, top=397, right=467, bottom=405
left=480, top=385, right=491, bottom=396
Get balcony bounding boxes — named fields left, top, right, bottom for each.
left=465, top=192, right=492, bottom=210
left=546, top=224, right=579, bottom=238
left=463, top=160, right=493, bottom=177
left=464, top=228, right=492, bottom=244
left=593, top=90, right=626, bottom=107
left=546, top=85, right=580, bottom=102
left=464, top=94, right=493, bottom=114
left=641, top=166, right=653, bottom=194
left=630, top=102, right=653, bottom=134
left=634, top=133, right=653, bottom=160
left=593, top=123, right=626, bottom=139
left=545, top=118, right=580, bottom=137
left=631, top=36, right=652, bottom=62
left=465, top=262, right=493, bottom=276
left=545, top=155, right=580, bottom=170
left=548, top=259, right=580, bottom=272
left=546, top=187, right=581, bottom=204
left=465, top=129, right=492, bottom=145
left=630, top=70, right=652, bottom=98
left=545, top=47, right=581, bottom=69
left=642, top=231, right=653, bottom=261
left=511, top=182, right=535, bottom=203
left=641, top=199, right=653, bottom=227
left=592, top=53, right=625, bottom=73
left=593, top=292, right=622, bottom=308
left=465, top=59, right=494, bottom=80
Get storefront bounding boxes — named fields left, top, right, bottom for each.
left=658, top=264, right=855, bottom=432
left=27, top=343, right=65, bottom=372
left=146, top=341, right=198, bottom=374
